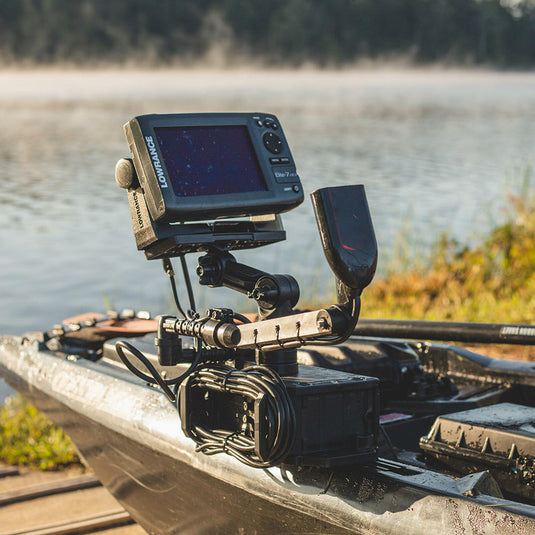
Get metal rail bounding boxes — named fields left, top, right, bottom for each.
left=0, top=466, right=19, bottom=479
left=0, top=474, right=100, bottom=507
left=0, top=471, right=137, bottom=535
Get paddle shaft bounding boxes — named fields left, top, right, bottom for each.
left=354, top=319, right=535, bottom=345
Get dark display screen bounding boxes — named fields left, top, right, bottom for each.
left=154, top=126, right=267, bottom=197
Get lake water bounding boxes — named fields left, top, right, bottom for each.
left=1, top=69, right=534, bottom=339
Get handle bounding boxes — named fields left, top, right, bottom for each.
left=311, top=185, right=377, bottom=302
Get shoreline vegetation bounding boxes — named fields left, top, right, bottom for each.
left=2, top=180, right=535, bottom=469
left=0, top=396, right=82, bottom=470
left=363, top=175, right=535, bottom=361
left=1, top=1, right=535, bottom=69
left=365, top=184, right=535, bottom=328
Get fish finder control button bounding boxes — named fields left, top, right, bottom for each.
left=263, top=132, right=283, bottom=154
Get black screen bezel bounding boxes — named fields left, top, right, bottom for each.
left=131, top=113, right=299, bottom=223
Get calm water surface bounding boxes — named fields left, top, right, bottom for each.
left=1, top=69, right=534, bottom=337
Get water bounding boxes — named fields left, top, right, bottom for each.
left=0, top=381, right=12, bottom=403
left=1, top=69, right=535, bottom=337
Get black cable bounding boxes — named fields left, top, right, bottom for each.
left=115, top=340, right=203, bottom=403
left=115, top=340, right=175, bottom=401
left=312, top=297, right=361, bottom=346
left=162, top=258, right=187, bottom=319
left=178, top=363, right=296, bottom=468
left=179, top=255, right=197, bottom=317
left=233, top=312, right=252, bottom=324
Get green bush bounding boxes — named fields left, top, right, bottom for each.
left=0, top=395, right=81, bottom=470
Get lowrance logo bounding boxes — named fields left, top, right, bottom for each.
left=145, top=136, right=168, bottom=188
left=132, top=191, right=144, bottom=229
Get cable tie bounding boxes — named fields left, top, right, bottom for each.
left=222, top=368, right=236, bottom=391
left=296, top=321, right=306, bottom=345
left=253, top=329, right=263, bottom=351
left=223, top=432, right=238, bottom=453
left=275, top=324, right=286, bottom=349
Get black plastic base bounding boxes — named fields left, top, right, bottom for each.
left=421, top=403, right=535, bottom=502
left=283, top=364, right=379, bottom=467
left=255, top=348, right=298, bottom=376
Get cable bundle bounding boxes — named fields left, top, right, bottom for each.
left=179, top=364, right=296, bottom=468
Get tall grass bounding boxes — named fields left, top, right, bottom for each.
left=364, top=173, right=535, bottom=325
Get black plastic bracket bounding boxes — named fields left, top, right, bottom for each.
left=118, top=160, right=287, bottom=259
left=311, top=185, right=377, bottom=304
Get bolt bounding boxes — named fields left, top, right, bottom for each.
left=317, top=317, right=329, bottom=330
left=251, top=289, right=265, bottom=300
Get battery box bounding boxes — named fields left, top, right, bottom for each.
left=180, top=363, right=379, bottom=468
left=283, top=364, right=379, bottom=467
left=104, top=337, right=380, bottom=468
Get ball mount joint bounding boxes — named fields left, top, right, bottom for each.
left=197, top=250, right=299, bottom=320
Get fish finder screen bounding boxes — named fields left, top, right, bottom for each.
left=154, top=126, right=267, bottom=197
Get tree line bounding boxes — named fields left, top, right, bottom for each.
left=1, top=0, right=534, bottom=67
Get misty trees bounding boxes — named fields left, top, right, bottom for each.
left=0, top=0, right=533, bottom=66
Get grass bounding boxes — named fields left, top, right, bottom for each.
left=0, top=395, right=81, bottom=470
left=361, top=173, right=535, bottom=361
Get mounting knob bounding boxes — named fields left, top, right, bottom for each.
left=115, top=158, right=139, bottom=189
left=156, top=315, right=182, bottom=366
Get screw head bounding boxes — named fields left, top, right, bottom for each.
left=316, top=317, right=329, bottom=330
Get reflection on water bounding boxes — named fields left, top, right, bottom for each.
left=1, top=69, right=534, bottom=335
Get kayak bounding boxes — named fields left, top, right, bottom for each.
left=1, top=323, right=534, bottom=535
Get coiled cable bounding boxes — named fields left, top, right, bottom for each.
left=179, top=363, right=296, bottom=468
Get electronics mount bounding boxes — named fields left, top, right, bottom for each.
left=114, top=112, right=380, bottom=468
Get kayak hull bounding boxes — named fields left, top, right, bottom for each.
left=1, top=335, right=534, bottom=535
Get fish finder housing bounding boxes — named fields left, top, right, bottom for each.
left=116, top=113, right=303, bottom=259
left=124, top=113, right=303, bottom=223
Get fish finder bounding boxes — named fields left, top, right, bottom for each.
left=116, top=113, right=304, bottom=258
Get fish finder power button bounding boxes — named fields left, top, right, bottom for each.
left=263, top=132, right=283, bottom=154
